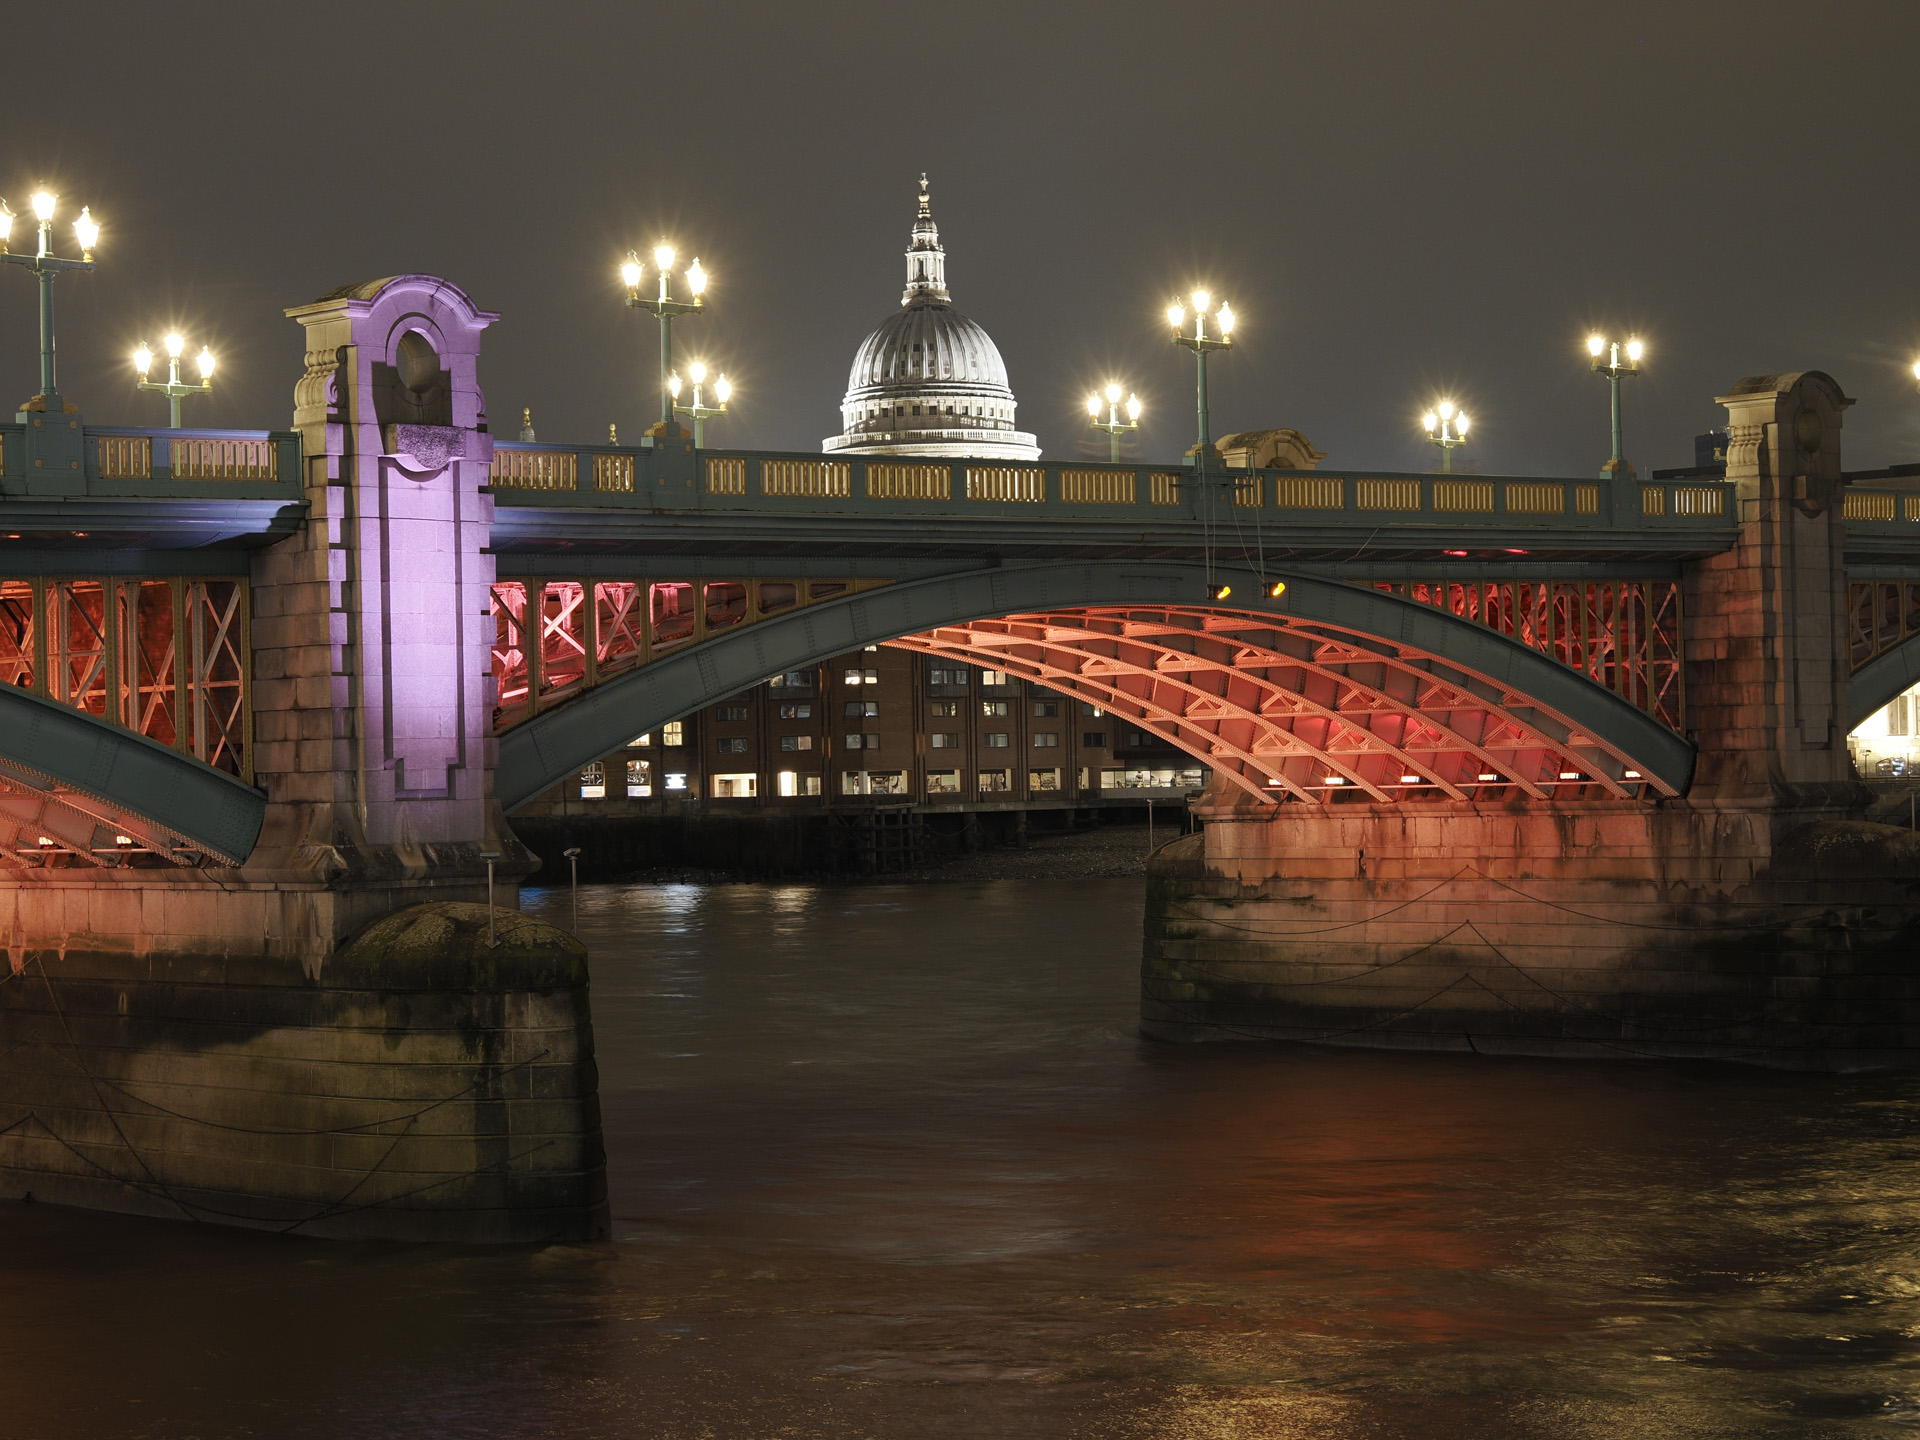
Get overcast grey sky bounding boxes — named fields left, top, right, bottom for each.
left=5, top=0, right=1918, bottom=475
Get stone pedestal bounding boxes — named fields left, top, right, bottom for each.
left=0, top=898, right=606, bottom=1240
left=0, top=276, right=607, bottom=1239
left=1145, top=799, right=1920, bottom=1067
left=1142, top=370, right=1920, bottom=1068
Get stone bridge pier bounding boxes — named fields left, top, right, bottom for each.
left=1146, top=371, right=1920, bottom=1066
left=0, top=277, right=607, bottom=1241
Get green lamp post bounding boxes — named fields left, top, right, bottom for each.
left=1588, top=333, right=1643, bottom=480
left=622, top=244, right=707, bottom=437
left=1086, top=382, right=1141, bottom=462
left=0, top=189, right=100, bottom=409
left=668, top=362, right=731, bottom=448
left=133, top=332, right=215, bottom=428
left=1168, top=289, right=1235, bottom=463
left=1421, top=400, right=1470, bottom=473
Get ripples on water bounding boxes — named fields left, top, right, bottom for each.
left=9, top=878, right=1920, bottom=1437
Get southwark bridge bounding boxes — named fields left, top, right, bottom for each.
left=1, top=273, right=1918, bottom=1241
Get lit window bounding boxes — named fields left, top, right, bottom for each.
left=981, top=701, right=1009, bottom=718
left=1033, top=732, right=1059, bottom=748
left=1033, top=700, right=1059, bottom=718
left=1081, top=704, right=1105, bottom=718
left=930, top=733, right=960, bottom=748
left=980, top=669, right=1011, bottom=686
left=926, top=769, right=961, bottom=794
left=843, top=668, right=878, bottom=685
left=711, top=773, right=757, bottom=798
left=717, top=737, right=748, bottom=754
left=984, top=732, right=1010, bottom=748
left=779, top=735, right=814, bottom=751
left=929, top=700, right=958, bottom=717
left=579, top=762, right=606, bottom=799
left=662, top=721, right=684, bottom=746
left=862, top=645, right=879, bottom=652
left=628, top=733, right=652, bottom=747
left=665, top=772, right=688, bottom=791
left=1082, top=732, right=1108, bottom=748
left=977, top=768, right=1012, bottom=793
left=626, top=759, right=652, bottom=797
left=778, top=703, right=812, bottom=719
left=1028, top=768, right=1061, bottom=792
left=777, top=771, right=822, bottom=797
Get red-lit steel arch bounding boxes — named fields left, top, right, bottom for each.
left=494, top=562, right=1695, bottom=809
left=890, top=605, right=1653, bottom=803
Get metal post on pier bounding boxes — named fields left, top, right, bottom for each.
left=564, top=846, right=582, bottom=931
left=480, top=849, right=501, bottom=948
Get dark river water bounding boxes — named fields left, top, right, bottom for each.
left=10, top=877, right=1920, bottom=1437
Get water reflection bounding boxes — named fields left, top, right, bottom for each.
left=3, top=878, right=1918, bottom=1437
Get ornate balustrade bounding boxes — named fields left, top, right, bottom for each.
left=483, top=440, right=1741, bottom=544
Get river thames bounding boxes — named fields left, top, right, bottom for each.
left=8, top=876, right=1920, bottom=1437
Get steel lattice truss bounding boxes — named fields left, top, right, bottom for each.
left=1849, top=580, right=1920, bottom=673
left=889, top=605, right=1674, bottom=804
left=0, top=576, right=250, bottom=867
left=1371, top=579, right=1684, bottom=730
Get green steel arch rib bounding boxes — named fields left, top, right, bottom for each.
left=1850, top=640, right=1920, bottom=731
left=494, top=561, right=1696, bottom=811
left=0, top=684, right=265, bottom=866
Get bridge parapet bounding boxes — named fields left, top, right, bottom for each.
left=0, top=421, right=299, bottom=502
left=484, top=439, right=1737, bottom=545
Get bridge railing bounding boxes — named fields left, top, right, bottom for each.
left=1841, top=486, right=1920, bottom=538
left=0, top=422, right=302, bottom=501
left=483, top=442, right=1737, bottom=535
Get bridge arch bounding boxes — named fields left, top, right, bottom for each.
left=495, top=561, right=1695, bottom=811
left=0, top=685, right=266, bottom=866
left=1850, top=637, right=1920, bottom=734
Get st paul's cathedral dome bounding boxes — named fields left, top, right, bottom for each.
left=823, top=177, right=1039, bottom=461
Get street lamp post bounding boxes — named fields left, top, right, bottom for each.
left=1086, top=381, right=1141, bottom=462
left=622, top=245, right=707, bottom=436
left=0, top=190, right=99, bottom=407
left=668, top=361, right=731, bottom=448
left=1421, top=401, right=1470, bottom=473
left=133, top=332, right=215, bottom=428
left=1167, top=290, right=1235, bottom=462
left=1588, top=334, right=1643, bottom=479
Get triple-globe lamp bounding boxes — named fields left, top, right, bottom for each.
left=622, top=244, right=708, bottom=436
left=0, top=188, right=100, bottom=406
left=133, top=331, right=216, bottom=428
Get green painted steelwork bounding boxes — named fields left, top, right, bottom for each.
left=0, top=683, right=265, bottom=864
left=494, top=559, right=1696, bottom=811
left=1850, top=642, right=1920, bottom=733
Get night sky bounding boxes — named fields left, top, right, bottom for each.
left=6, top=1, right=1918, bottom=476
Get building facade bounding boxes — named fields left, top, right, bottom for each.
left=510, top=649, right=1208, bottom=872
